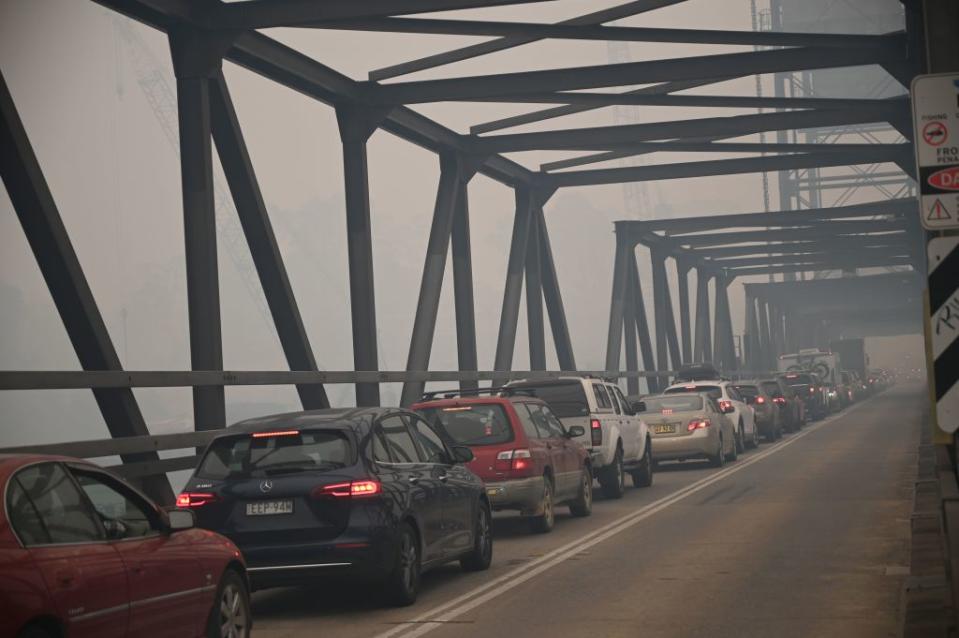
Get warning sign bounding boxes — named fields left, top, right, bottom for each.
left=928, top=199, right=952, bottom=221
left=923, top=121, right=948, bottom=146
left=912, top=73, right=959, bottom=230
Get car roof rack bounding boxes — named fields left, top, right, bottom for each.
left=419, top=386, right=536, bottom=401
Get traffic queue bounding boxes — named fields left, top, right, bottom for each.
left=0, top=363, right=894, bottom=638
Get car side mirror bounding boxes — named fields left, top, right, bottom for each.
left=630, top=401, right=646, bottom=414
left=566, top=425, right=586, bottom=438
left=451, top=445, right=474, bottom=464
left=167, top=509, right=195, bottom=532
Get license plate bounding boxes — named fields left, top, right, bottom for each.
left=246, top=500, right=294, bottom=516
left=654, top=424, right=676, bottom=434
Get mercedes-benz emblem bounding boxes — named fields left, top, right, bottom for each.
left=259, top=480, right=273, bottom=493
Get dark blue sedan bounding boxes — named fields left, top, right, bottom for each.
left=177, top=407, right=492, bottom=606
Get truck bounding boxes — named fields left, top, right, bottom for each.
left=829, top=338, right=868, bottom=381
left=778, top=348, right=841, bottom=387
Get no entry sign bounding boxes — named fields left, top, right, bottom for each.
left=912, top=73, right=959, bottom=230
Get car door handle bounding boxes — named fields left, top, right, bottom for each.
left=408, top=476, right=420, bottom=485
left=438, top=474, right=449, bottom=482
left=55, top=569, right=76, bottom=586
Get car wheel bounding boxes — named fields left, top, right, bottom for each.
left=461, top=501, right=493, bottom=571
left=726, top=430, right=738, bottom=462
left=735, top=422, right=745, bottom=454
left=206, top=569, right=250, bottom=638
left=529, top=475, right=556, bottom=533
left=630, top=440, right=653, bottom=488
left=569, top=465, right=593, bottom=516
left=384, top=523, right=420, bottom=606
left=599, top=448, right=626, bottom=499
left=746, top=423, right=759, bottom=449
left=709, top=435, right=726, bottom=468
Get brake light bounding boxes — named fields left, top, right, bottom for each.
left=495, top=449, right=532, bottom=473
left=590, top=418, right=602, bottom=447
left=718, top=399, right=732, bottom=412
left=684, top=384, right=697, bottom=389
left=312, top=480, right=382, bottom=499
left=687, top=419, right=710, bottom=431
left=252, top=429, right=299, bottom=438
left=773, top=397, right=786, bottom=406
left=809, top=387, right=815, bottom=394
left=756, top=396, right=766, bottom=404
left=176, top=492, right=218, bottom=508
left=662, top=408, right=674, bottom=416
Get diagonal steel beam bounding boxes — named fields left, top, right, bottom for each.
left=371, top=43, right=904, bottom=104
left=369, top=0, right=688, bottom=81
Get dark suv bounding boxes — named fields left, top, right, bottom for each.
left=413, top=389, right=592, bottom=534
left=178, top=408, right=491, bottom=606
left=779, top=371, right=828, bottom=420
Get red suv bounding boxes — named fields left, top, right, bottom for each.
left=413, top=389, right=592, bottom=534
left=0, top=455, right=250, bottom=638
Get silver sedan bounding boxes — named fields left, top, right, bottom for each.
left=639, top=393, right=737, bottom=468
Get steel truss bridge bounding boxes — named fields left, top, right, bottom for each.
left=0, top=0, right=948, bottom=503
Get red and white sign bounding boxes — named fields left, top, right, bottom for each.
left=924, top=121, right=949, bottom=146
left=929, top=166, right=959, bottom=191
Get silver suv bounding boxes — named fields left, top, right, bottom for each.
left=505, top=377, right=652, bottom=498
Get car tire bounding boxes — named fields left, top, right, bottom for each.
left=206, top=568, right=251, bottom=638
left=735, top=422, right=745, bottom=454
left=630, top=440, right=653, bottom=488
left=726, top=431, right=738, bottom=462
left=709, top=435, right=726, bottom=468
left=460, top=501, right=493, bottom=572
left=569, top=465, right=593, bottom=516
left=599, top=448, right=626, bottom=499
left=529, top=475, right=556, bottom=533
left=384, top=523, right=421, bottom=607
left=746, top=424, right=759, bottom=449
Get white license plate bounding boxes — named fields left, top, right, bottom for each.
left=246, top=500, right=294, bottom=516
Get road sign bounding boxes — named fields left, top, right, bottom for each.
left=928, top=236, right=959, bottom=432
left=912, top=73, right=959, bottom=230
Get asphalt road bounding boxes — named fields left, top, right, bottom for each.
left=252, top=384, right=920, bottom=638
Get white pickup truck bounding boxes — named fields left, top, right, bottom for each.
left=505, top=377, right=652, bottom=498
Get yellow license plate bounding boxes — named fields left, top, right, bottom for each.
left=654, top=424, right=676, bottom=434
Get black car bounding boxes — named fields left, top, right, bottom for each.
left=778, top=371, right=828, bottom=420
left=177, top=407, right=492, bottom=606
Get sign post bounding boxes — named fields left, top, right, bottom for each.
left=911, top=73, right=959, bottom=230
left=928, top=237, right=959, bottom=434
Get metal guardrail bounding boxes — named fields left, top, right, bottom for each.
left=0, top=368, right=771, bottom=481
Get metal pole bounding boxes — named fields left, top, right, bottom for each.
left=630, top=250, right=658, bottom=394
left=451, top=179, right=479, bottom=392
left=336, top=106, right=388, bottom=406
left=493, top=188, right=533, bottom=385
left=605, top=227, right=629, bottom=374
left=171, top=33, right=226, bottom=432
left=0, top=70, right=173, bottom=504
left=623, top=259, right=640, bottom=397
left=693, top=268, right=710, bottom=363
left=525, top=203, right=546, bottom=370
left=536, top=206, right=576, bottom=370
left=677, top=259, right=692, bottom=365
left=759, top=298, right=773, bottom=370
left=401, top=153, right=463, bottom=406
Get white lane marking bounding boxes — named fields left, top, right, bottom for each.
left=378, top=405, right=860, bottom=638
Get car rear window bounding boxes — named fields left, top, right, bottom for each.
left=782, top=373, right=814, bottom=386
left=418, top=404, right=513, bottom=446
left=197, top=430, right=353, bottom=479
left=506, top=381, right=589, bottom=418
left=665, top=384, right=721, bottom=400
left=761, top=381, right=782, bottom=396
left=733, top=385, right=759, bottom=397
left=642, top=395, right=703, bottom=413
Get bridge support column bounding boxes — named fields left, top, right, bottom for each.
left=651, top=249, right=681, bottom=387
left=693, top=268, right=712, bottom=364
left=337, top=105, right=391, bottom=406
left=170, top=29, right=233, bottom=432
left=401, top=153, right=471, bottom=406
left=759, top=298, right=773, bottom=371
left=451, top=177, right=478, bottom=392
left=525, top=200, right=546, bottom=371
left=493, top=188, right=534, bottom=385
left=536, top=203, right=576, bottom=371
left=630, top=250, right=658, bottom=394
left=743, top=290, right=759, bottom=372
left=605, top=227, right=629, bottom=381
left=210, top=73, right=329, bottom=410
left=677, top=259, right=692, bottom=366
left=714, top=274, right=736, bottom=371
left=0, top=72, right=173, bottom=503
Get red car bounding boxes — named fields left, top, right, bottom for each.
left=413, top=389, right=592, bottom=534
left=0, top=455, right=250, bottom=638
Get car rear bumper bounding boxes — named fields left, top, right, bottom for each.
left=650, top=431, right=716, bottom=461
left=483, top=476, right=545, bottom=513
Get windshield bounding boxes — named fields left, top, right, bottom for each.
left=196, top=430, right=353, bottom=479
left=642, top=395, right=704, bottom=413
left=506, top=381, right=588, bottom=418
left=418, top=404, right=513, bottom=446
left=665, top=384, right=721, bottom=400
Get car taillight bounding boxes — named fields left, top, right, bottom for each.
left=590, top=418, right=602, bottom=446
left=809, top=387, right=815, bottom=394
left=251, top=429, right=299, bottom=438
left=312, top=480, right=382, bottom=499
left=494, top=449, right=532, bottom=473
left=755, top=396, right=765, bottom=404
left=773, top=397, right=786, bottom=406
left=718, top=399, right=732, bottom=412
left=176, top=492, right=218, bottom=508
left=687, top=419, right=710, bottom=431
